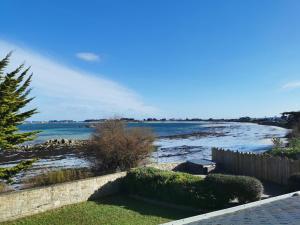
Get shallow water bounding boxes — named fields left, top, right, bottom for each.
left=154, top=122, right=287, bottom=162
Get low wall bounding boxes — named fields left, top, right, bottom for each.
left=0, top=162, right=184, bottom=222
left=0, top=171, right=126, bottom=222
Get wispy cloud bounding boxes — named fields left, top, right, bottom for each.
left=282, top=81, right=300, bottom=90
left=76, top=52, right=101, bottom=62
left=0, top=40, right=158, bottom=120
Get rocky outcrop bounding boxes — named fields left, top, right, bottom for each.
left=45, top=139, right=75, bottom=145
left=19, top=139, right=90, bottom=152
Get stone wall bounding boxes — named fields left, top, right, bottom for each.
left=0, top=162, right=184, bottom=223
left=0, top=172, right=126, bottom=222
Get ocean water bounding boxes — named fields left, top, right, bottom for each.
left=19, top=123, right=93, bottom=143
left=19, top=121, right=288, bottom=162
left=18, top=121, right=241, bottom=143
left=154, top=122, right=288, bottom=162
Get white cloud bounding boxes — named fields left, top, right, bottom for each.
left=76, top=52, right=101, bottom=62
left=0, top=40, right=158, bottom=120
left=282, top=81, right=300, bottom=90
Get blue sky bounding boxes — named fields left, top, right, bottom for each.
left=1, top=0, right=300, bottom=120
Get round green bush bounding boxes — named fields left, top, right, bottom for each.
left=205, top=174, right=263, bottom=203
left=288, top=173, right=300, bottom=192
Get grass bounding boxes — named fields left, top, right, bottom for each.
left=1, top=195, right=196, bottom=225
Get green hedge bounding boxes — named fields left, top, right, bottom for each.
left=122, top=167, right=263, bottom=209
left=205, top=174, right=263, bottom=204
left=122, top=167, right=210, bottom=208
left=288, top=173, right=300, bottom=192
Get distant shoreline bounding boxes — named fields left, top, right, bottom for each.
left=24, top=117, right=288, bottom=127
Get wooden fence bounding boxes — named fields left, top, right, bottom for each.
left=212, top=148, right=300, bottom=185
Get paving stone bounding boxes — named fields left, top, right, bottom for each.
left=188, top=196, right=300, bottom=225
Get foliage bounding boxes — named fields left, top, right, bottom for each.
left=1, top=195, right=195, bottom=225
left=268, top=111, right=300, bottom=159
left=24, top=168, right=94, bottom=187
left=89, top=119, right=155, bottom=171
left=0, top=159, right=37, bottom=183
left=282, top=111, right=300, bottom=129
left=0, top=52, right=39, bottom=150
left=122, top=167, right=263, bottom=209
left=288, top=173, right=300, bottom=192
left=205, top=173, right=263, bottom=204
left=122, top=167, right=208, bottom=207
left=267, top=137, right=300, bottom=159
left=272, top=137, right=285, bottom=151
left=287, top=122, right=300, bottom=138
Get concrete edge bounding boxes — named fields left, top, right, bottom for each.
left=161, top=191, right=300, bottom=225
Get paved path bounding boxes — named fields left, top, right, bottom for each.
left=188, top=195, right=300, bottom=225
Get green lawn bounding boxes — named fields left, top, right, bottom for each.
left=2, top=195, right=196, bottom=225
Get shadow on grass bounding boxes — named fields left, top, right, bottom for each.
left=88, top=177, right=124, bottom=200
left=86, top=176, right=197, bottom=221
left=90, top=195, right=197, bottom=221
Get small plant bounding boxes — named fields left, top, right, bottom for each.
left=24, top=168, right=94, bottom=188
left=267, top=114, right=300, bottom=159
left=89, top=119, right=155, bottom=171
left=267, top=137, right=300, bottom=159
left=272, top=137, right=285, bottom=151
left=0, top=159, right=37, bottom=183
left=288, top=173, right=300, bottom=192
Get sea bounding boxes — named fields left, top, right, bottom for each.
left=19, top=121, right=288, bottom=162
left=2, top=121, right=288, bottom=189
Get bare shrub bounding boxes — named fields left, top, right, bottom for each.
left=89, top=119, right=155, bottom=171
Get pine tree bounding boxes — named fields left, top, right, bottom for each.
left=0, top=52, right=39, bottom=150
